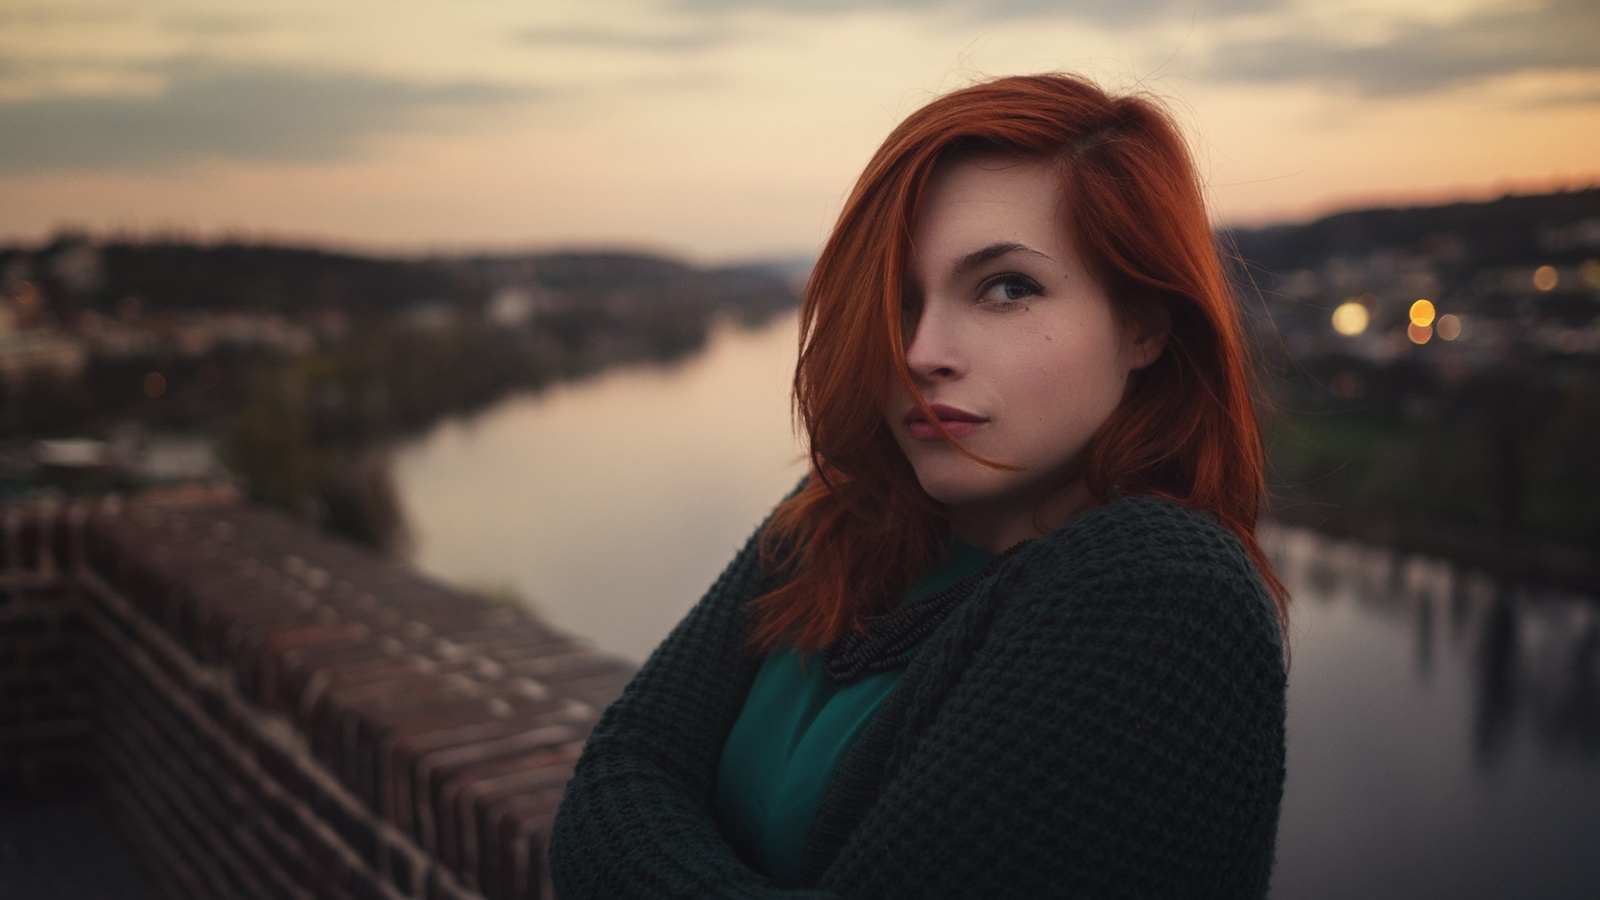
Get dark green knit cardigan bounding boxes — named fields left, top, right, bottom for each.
left=549, top=497, right=1287, bottom=899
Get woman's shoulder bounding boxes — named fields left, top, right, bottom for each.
left=1022, top=495, right=1255, bottom=577
left=993, top=495, right=1281, bottom=647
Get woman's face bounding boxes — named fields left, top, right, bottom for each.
left=883, top=153, right=1166, bottom=552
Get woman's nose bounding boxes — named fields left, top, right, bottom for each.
left=904, top=301, right=962, bottom=381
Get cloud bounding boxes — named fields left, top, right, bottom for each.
left=161, top=12, right=282, bottom=37
left=1207, top=0, right=1600, bottom=96
left=1530, top=87, right=1600, bottom=108
left=0, top=64, right=542, bottom=175
left=663, top=0, right=1273, bottom=28
left=0, top=4, right=130, bottom=27
left=513, top=24, right=736, bottom=52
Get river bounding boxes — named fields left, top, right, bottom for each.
left=393, top=312, right=807, bottom=663
left=392, top=311, right=1600, bottom=899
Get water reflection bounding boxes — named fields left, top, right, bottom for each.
left=1275, top=526, right=1600, bottom=765
left=1267, top=526, right=1600, bottom=899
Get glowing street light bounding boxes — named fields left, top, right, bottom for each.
left=1331, top=301, right=1370, bottom=336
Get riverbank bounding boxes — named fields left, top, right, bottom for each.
left=1269, top=498, right=1599, bottom=596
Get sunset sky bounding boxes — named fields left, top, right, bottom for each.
left=2, top=0, right=1597, bottom=262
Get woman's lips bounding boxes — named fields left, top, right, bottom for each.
left=904, top=404, right=987, bottom=441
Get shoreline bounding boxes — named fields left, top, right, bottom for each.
left=1268, top=500, right=1599, bottom=597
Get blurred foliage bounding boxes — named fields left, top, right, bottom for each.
left=0, top=348, right=269, bottom=438
left=1265, top=364, right=1600, bottom=549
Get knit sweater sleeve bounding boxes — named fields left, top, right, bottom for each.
left=548, top=522, right=842, bottom=900
left=818, top=500, right=1288, bottom=899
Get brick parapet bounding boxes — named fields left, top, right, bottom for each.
left=1, top=494, right=636, bottom=899
left=1, top=499, right=97, bottom=788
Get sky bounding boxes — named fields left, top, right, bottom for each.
left=1, top=0, right=1597, bottom=263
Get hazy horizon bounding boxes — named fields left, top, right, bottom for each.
left=12, top=180, right=1593, bottom=271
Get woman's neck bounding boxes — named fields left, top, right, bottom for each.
left=947, top=480, right=1095, bottom=554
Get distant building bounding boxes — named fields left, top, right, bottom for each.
left=0, top=292, right=87, bottom=386
left=487, top=288, right=537, bottom=328
left=0, top=331, right=87, bottom=385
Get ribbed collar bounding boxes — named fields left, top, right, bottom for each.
left=820, top=538, right=1033, bottom=682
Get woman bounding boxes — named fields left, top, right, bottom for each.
left=550, top=73, right=1288, bottom=898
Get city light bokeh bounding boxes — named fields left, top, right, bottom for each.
left=1533, top=265, right=1560, bottom=291
left=1409, top=299, right=1437, bottom=328
left=1332, top=300, right=1371, bottom=336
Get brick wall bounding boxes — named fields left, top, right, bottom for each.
left=1, top=500, right=96, bottom=787
left=0, top=493, right=636, bottom=900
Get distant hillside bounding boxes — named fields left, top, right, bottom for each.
left=1227, top=187, right=1600, bottom=274
left=0, top=239, right=800, bottom=321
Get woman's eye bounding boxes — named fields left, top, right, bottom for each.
left=979, top=275, right=1041, bottom=305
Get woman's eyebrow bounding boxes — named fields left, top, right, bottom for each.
left=950, top=241, right=1051, bottom=279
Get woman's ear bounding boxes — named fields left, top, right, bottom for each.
left=1127, top=300, right=1172, bottom=370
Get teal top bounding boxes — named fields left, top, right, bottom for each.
left=714, top=541, right=994, bottom=886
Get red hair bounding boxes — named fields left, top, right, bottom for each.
left=751, top=73, right=1287, bottom=654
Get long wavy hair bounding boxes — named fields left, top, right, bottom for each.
left=750, top=73, right=1287, bottom=654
